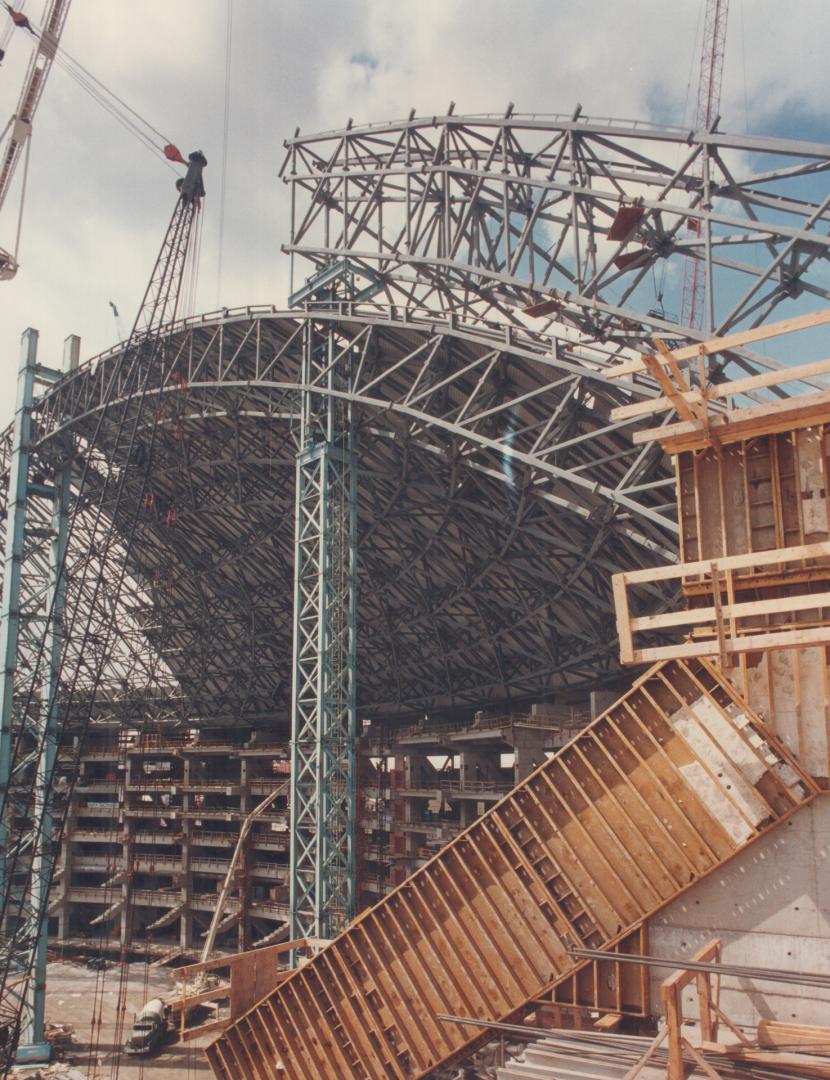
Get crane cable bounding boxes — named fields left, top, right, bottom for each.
left=215, top=0, right=233, bottom=305
left=10, top=111, right=28, bottom=256
left=2, top=2, right=185, bottom=169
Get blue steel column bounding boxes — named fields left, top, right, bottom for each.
left=0, top=330, right=38, bottom=904
left=289, top=319, right=357, bottom=943
left=20, top=444, right=68, bottom=1059
left=0, top=328, right=69, bottom=1062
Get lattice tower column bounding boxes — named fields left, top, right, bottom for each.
left=0, top=329, right=68, bottom=1062
left=289, top=318, right=357, bottom=942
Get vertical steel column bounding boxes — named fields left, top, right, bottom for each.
left=0, top=330, right=38, bottom=901
left=289, top=318, right=357, bottom=942
left=20, top=443, right=68, bottom=1059
left=0, top=329, right=69, bottom=1062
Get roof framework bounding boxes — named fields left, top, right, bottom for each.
left=3, top=114, right=830, bottom=729
left=282, top=112, right=830, bottom=346
left=19, top=308, right=674, bottom=724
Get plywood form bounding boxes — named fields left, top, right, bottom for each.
left=206, top=658, right=817, bottom=1080
left=613, top=428, right=830, bottom=776
left=678, top=428, right=830, bottom=778
left=676, top=429, right=830, bottom=565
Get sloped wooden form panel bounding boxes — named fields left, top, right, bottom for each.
left=206, top=658, right=817, bottom=1080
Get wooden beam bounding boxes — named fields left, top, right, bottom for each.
left=616, top=541, right=830, bottom=587
left=758, top=1020, right=830, bottom=1050
left=593, top=1011, right=622, bottom=1030
left=630, top=589, right=830, bottom=633
left=661, top=941, right=721, bottom=1080
left=169, top=983, right=231, bottom=1011
left=181, top=1017, right=231, bottom=1042
left=640, top=342, right=699, bottom=424
left=173, top=937, right=326, bottom=980
left=607, top=308, right=830, bottom=381
left=721, top=1049, right=830, bottom=1078
left=633, top=388, right=830, bottom=450
left=626, top=623, right=830, bottom=665
left=610, top=353, right=830, bottom=423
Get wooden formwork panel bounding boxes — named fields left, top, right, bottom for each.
left=674, top=428, right=830, bottom=778
left=206, top=658, right=818, bottom=1080
left=676, top=427, right=830, bottom=566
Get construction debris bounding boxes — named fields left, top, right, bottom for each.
left=9, top=1065, right=89, bottom=1080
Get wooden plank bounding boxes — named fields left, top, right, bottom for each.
left=175, top=938, right=323, bottom=980
left=721, top=1049, right=830, bottom=1077
left=629, top=588, right=830, bottom=633
left=628, top=623, right=830, bottom=664
left=611, top=354, right=830, bottom=423
left=634, top=388, right=830, bottom=450
left=613, top=571, right=635, bottom=663
left=607, top=307, right=830, bottom=380
left=641, top=344, right=699, bottom=423
left=186, top=1017, right=235, bottom=1042
left=758, top=1019, right=830, bottom=1050
left=170, top=983, right=231, bottom=1010
left=618, top=540, right=830, bottom=587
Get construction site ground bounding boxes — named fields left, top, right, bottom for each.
left=43, top=960, right=212, bottom=1078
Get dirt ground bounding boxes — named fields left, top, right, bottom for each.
left=44, top=960, right=214, bottom=1079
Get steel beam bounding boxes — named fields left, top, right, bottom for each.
left=289, top=315, right=358, bottom=942
left=0, top=329, right=68, bottom=1062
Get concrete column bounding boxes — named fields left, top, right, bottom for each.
left=180, top=756, right=192, bottom=949
left=459, top=746, right=493, bottom=784
left=511, top=730, right=546, bottom=782
left=238, top=752, right=250, bottom=951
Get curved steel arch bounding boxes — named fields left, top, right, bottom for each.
left=0, top=117, right=825, bottom=724
left=20, top=308, right=676, bottom=722
left=281, top=113, right=830, bottom=352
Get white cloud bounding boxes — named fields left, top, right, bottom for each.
left=0, top=0, right=827, bottom=426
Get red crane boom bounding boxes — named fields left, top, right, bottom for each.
left=0, top=0, right=73, bottom=279
left=680, top=0, right=730, bottom=331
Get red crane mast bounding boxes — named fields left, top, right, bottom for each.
left=680, top=0, right=730, bottom=331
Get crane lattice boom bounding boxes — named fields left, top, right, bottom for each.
left=680, top=0, right=730, bottom=332
left=0, top=0, right=73, bottom=278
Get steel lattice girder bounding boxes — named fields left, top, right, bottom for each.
left=1, top=121, right=827, bottom=734
left=290, top=318, right=358, bottom=940
left=14, top=307, right=681, bottom=728
left=0, top=331, right=69, bottom=1060
left=281, top=113, right=830, bottom=347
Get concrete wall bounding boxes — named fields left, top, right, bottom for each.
left=647, top=793, right=830, bottom=1031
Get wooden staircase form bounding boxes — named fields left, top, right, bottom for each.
left=205, top=656, right=817, bottom=1080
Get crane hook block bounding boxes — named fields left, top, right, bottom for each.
left=6, top=6, right=34, bottom=32
left=164, top=143, right=189, bottom=166
left=176, top=150, right=207, bottom=204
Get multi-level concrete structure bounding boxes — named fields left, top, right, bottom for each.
left=48, top=699, right=594, bottom=952
left=52, top=725, right=291, bottom=953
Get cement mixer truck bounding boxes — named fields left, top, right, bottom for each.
left=124, top=997, right=169, bottom=1056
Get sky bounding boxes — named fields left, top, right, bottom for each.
left=0, top=0, right=828, bottom=428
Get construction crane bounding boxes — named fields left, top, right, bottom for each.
left=0, top=0, right=73, bottom=280
left=0, top=148, right=205, bottom=1068
left=679, top=0, right=730, bottom=331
